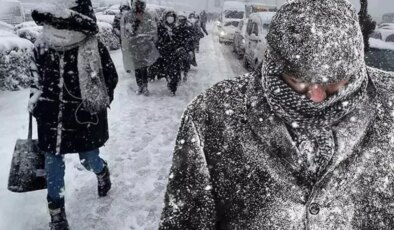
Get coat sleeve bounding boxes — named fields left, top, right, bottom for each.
left=29, top=47, right=42, bottom=94
left=159, top=109, right=217, bottom=230
left=98, top=41, right=118, bottom=103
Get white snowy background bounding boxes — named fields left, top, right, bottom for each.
left=0, top=24, right=247, bottom=230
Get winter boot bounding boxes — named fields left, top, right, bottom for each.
left=142, top=86, right=150, bottom=96
left=97, top=163, right=111, bottom=197
left=49, top=207, right=69, bottom=230
left=136, top=85, right=149, bottom=96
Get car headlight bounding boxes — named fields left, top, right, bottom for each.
left=220, top=31, right=226, bottom=37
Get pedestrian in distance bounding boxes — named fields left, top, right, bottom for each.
left=174, top=12, right=195, bottom=82
left=28, top=0, right=118, bottom=229
left=159, top=0, right=394, bottom=229
left=157, top=10, right=182, bottom=96
left=112, top=1, right=131, bottom=43
left=189, top=12, right=205, bottom=53
left=200, top=10, right=209, bottom=36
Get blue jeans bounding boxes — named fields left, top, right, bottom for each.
left=45, top=149, right=105, bottom=208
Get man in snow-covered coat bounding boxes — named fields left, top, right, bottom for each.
left=121, top=0, right=159, bottom=95
left=29, top=0, right=118, bottom=229
left=159, top=0, right=394, bottom=229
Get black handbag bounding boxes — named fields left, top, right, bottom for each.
left=8, top=113, right=47, bottom=193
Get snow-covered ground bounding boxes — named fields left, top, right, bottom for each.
left=0, top=25, right=247, bottom=230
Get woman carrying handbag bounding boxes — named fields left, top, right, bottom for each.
left=27, top=0, right=118, bottom=229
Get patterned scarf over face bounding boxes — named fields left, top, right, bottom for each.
left=262, top=50, right=369, bottom=182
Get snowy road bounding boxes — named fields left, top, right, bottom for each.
left=0, top=25, right=248, bottom=230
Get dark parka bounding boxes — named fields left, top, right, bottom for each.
left=159, top=68, right=394, bottom=229
left=174, top=21, right=195, bottom=53
left=157, top=12, right=180, bottom=61
left=156, top=11, right=181, bottom=91
left=31, top=40, right=118, bottom=154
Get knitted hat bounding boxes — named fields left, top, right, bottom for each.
left=132, top=0, right=147, bottom=13
left=266, top=0, right=365, bottom=84
left=31, top=0, right=99, bottom=35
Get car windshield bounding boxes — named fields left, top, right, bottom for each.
left=365, top=48, right=394, bottom=72
left=224, top=21, right=239, bottom=27
left=382, top=14, right=394, bottom=23
left=224, top=10, right=244, bottom=19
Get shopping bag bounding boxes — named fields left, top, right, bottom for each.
left=8, top=113, right=46, bottom=193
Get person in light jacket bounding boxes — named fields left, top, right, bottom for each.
left=159, top=0, right=394, bottom=229
left=121, top=0, right=159, bottom=96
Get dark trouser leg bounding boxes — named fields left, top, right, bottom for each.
left=79, top=148, right=111, bottom=197
left=167, top=65, right=180, bottom=94
left=135, top=67, right=149, bottom=93
left=79, top=148, right=105, bottom=174
left=135, top=67, right=148, bottom=87
left=46, top=153, right=69, bottom=229
left=45, top=153, right=66, bottom=209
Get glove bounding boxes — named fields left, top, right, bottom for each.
left=28, top=90, right=42, bottom=113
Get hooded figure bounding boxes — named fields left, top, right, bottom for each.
left=189, top=12, right=204, bottom=53
left=157, top=10, right=181, bottom=95
left=159, top=0, right=394, bottom=229
left=121, top=0, right=159, bottom=95
left=113, top=0, right=131, bottom=40
left=174, top=11, right=195, bottom=82
left=29, top=0, right=118, bottom=229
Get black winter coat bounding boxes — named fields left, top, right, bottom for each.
left=31, top=39, right=118, bottom=154
left=174, top=22, right=195, bottom=52
left=157, top=22, right=179, bottom=62
left=160, top=68, right=394, bottom=229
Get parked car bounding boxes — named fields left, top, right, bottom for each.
left=382, top=13, right=394, bottom=24
left=0, top=0, right=25, bottom=25
left=218, top=1, right=244, bottom=43
left=233, top=19, right=247, bottom=59
left=243, top=12, right=275, bottom=71
left=370, top=23, right=394, bottom=42
left=365, top=38, right=394, bottom=72
left=14, top=21, right=42, bottom=43
left=0, top=29, right=33, bottom=90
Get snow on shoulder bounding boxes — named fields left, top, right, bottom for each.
left=369, top=38, right=394, bottom=51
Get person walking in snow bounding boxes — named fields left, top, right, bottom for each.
left=112, top=1, right=131, bottom=42
left=157, top=10, right=181, bottom=95
left=121, top=0, right=159, bottom=96
left=188, top=12, right=204, bottom=53
left=28, top=0, right=118, bottom=229
left=200, top=10, right=209, bottom=36
left=159, top=0, right=394, bottom=229
left=174, top=12, right=195, bottom=82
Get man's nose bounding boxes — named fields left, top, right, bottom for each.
left=307, top=84, right=327, bottom=103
